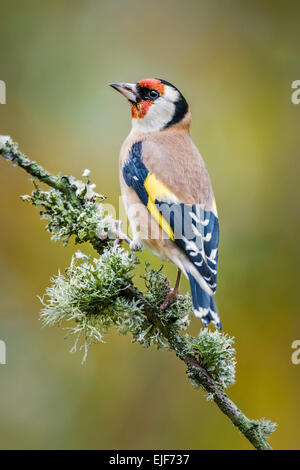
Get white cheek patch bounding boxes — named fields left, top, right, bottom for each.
left=132, top=97, right=176, bottom=132
left=163, top=86, right=180, bottom=103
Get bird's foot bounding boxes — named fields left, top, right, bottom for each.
left=159, top=280, right=181, bottom=311
left=129, top=238, right=143, bottom=252
left=113, top=220, right=132, bottom=248
left=114, top=232, right=131, bottom=248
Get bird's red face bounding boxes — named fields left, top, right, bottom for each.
left=110, top=78, right=188, bottom=132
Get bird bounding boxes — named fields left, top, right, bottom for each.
left=110, top=78, right=221, bottom=329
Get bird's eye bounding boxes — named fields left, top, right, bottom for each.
left=148, top=90, right=159, bottom=100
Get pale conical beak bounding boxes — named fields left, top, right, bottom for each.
left=109, top=82, right=138, bottom=103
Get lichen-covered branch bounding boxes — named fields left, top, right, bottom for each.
left=0, top=136, right=276, bottom=450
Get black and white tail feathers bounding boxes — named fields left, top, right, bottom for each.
left=188, top=272, right=222, bottom=330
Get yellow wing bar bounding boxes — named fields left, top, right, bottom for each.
left=144, top=173, right=175, bottom=241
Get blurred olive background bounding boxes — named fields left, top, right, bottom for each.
left=0, top=0, right=299, bottom=450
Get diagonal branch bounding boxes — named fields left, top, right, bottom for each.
left=0, top=136, right=276, bottom=450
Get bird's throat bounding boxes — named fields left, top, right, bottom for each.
left=131, top=100, right=153, bottom=119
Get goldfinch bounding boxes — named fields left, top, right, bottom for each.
left=110, top=78, right=221, bottom=329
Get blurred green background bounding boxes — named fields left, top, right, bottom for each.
left=0, top=0, right=299, bottom=450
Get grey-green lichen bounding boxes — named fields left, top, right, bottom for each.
left=39, top=250, right=193, bottom=361
left=185, top=329, right=236, bottom=389
left=21, top=175, right=114, bottom=249
left=40, top=247, right=137, bottom=360
left=250, top=418, right=277, bottom=440
left=142, top=265, right=192, bottom=329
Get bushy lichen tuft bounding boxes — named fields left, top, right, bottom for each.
left=250, top=418, right=277, bottom=439
left=21, top=174, right=114, bottom=249
left=186, top=329, right=236, bottom=390
left=40, top=247, right=139, bottom=360
left=40, top=253, right=195, bottom=360
left=142, top=266, right=191, bottom=331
